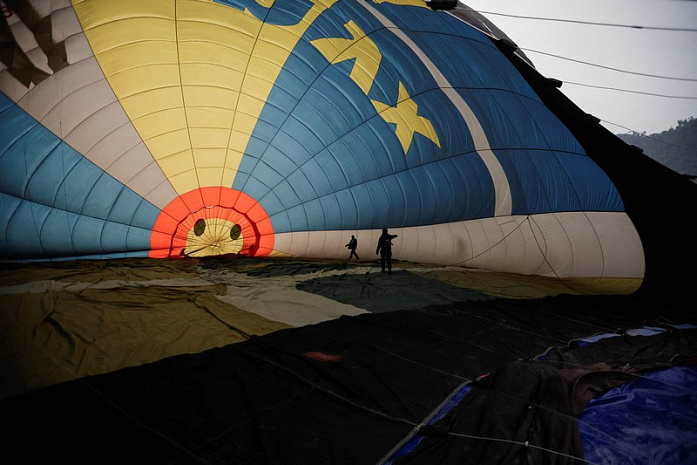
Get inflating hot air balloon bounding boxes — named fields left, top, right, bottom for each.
left=0, top=0, right=645, bottom=286
left=2, top=2, right=697, bottom=465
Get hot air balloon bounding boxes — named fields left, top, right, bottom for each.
left=2, top=1, right=696, bottom=465
left=0, top=0, right=646, bottom=289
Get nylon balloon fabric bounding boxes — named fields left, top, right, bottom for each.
left=1, top=0, right=643, bottom=283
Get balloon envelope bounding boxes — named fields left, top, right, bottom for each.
left=1, top=0, right=643, bottom=283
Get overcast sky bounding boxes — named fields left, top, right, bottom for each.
left=460, top=0, right=697, bottom=135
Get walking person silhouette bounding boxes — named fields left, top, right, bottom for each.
left=345, top=235, right=359, bottom=259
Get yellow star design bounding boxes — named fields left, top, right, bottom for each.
left=372, top=82, right=441, bottom=154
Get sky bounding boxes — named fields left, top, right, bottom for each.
left=460, top=0, right=697, bottom=135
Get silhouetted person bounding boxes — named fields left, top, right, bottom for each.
left=376, top=228, right=398, bottom=273
left=345, top=235, right=359, bottom=259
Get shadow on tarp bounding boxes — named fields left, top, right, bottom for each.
left=196, top=256, right=643, bottom=299
left=297, top=270, right=494, bottom=313
left=240, top=259, right=358, bottom=277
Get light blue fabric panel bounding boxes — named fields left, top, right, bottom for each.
left=0, top=94, right=158, bottom=259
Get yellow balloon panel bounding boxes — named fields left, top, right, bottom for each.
left=194, top=147, right=232, bottom=169
left=73, top=0, right=337, bottom=195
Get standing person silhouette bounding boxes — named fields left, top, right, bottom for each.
left=345, top=235, right=359, bottom=259
left=376, top=228, right=398, bottom=273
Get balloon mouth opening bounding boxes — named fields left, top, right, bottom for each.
left=149, top=187, right=274, bottom=258
left=176, top=208, right=257, bottom=258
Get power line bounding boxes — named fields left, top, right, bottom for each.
left=563, top=81, right=697, bottom=100
left=605, top=118, right=697, bottom=147
left=468, top=11, right=697, bottom=99
left=466, top=8, right=697, bottom=139
left=475, top=10, right=697, bottom=32
left=603, top=119, right=651, bottom=134
left=602, top=120, right=697, bottom=172
left=522, top=48, right=697, bottom=82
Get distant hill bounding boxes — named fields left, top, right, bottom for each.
left=616, top=117, right=697, bottom=181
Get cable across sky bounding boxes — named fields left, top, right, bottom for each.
left=474, top=10, right=697, bottom=32
left=462, top=0, right=697, bottom=134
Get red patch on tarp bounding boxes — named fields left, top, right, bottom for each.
left=303, top=351, right=343, bottom=362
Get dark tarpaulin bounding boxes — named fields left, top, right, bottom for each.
left=1, top=293, right=695, bottom=465
left=391, top=325, right=697, bottom=464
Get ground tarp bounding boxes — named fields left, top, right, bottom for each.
left=1, top=257, right=695, bottom=464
